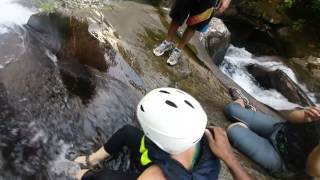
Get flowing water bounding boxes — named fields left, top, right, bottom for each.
left=220, top=45, right=318, bottom=110
left=0, top=1, right=143, bottom=179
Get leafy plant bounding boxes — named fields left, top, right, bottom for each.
left=32, top=0, right=61, bottom=13
left=282, top=0, right=295, bottom=8
left=291, top=19, right=305, bottom=32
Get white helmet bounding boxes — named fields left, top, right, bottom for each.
left=137, top=87, right=207, bottom=155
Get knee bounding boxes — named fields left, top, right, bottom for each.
left=119, top=125, right=137, bottom=136
left=224, top=103, right=241, bottom=120
left=226, top=123, right=248, bottom=143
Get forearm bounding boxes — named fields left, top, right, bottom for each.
left=224, top=157, right=251, bottom=180
left=278, top=109, right=306, bottom=123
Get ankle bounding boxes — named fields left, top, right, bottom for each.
left=234, top=99, right=245, bottom=107
left=88, top=154, right=99, bottom=166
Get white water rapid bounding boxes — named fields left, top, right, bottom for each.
left=0, top=0, right=35, bottom=34
left=220, top=45, right=317, bottom=110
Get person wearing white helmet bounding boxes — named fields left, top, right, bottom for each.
left=73, top=87, right=250, bottom=180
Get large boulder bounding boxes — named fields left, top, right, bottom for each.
left=307, top=56, right=320, bottom=79
left=176, top=17, right=231, bottom=66
left=247, top=64, right=315, bottom=107
left=288, top=56, right=320, bottom=101
left=200, top=18, right=231, bottom=65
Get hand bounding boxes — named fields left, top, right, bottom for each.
left=304, top=106, right=320, bottom=122
left=205, top=126, right=235, bottom=164
left=217, top=0, right=231, bottom=14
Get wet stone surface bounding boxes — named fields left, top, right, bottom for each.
left=0, top=11, right=143, bottom=180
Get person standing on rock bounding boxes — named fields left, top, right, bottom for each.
left=224, top=87, right=320, bottom=178
left=73, top=87, right=251, bottom=180
left=153, top=0, right=231, bottom=66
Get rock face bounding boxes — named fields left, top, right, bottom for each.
left=307, top=56, right=320, bottom=79
left=247, top=64, right=315, bottom=107
left=289, top=56, right=320, bottom=101
left=200, top=18, right=231, bottom=65
left=223, top=0, right=320, bottom=58
left=0, top=11, right=144, bottom=179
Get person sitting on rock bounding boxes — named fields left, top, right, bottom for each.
left=73, top=87, right=251, bottom=180
left=224, top=87, right=320, bottom=178
left=153, top=0, right=231, bottom=66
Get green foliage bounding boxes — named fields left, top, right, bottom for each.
left=291, top=19, right=305, bottom=32
left=282, top=0, right=295, bottom=8
left=310, top=0, right=320, bottom=11
left=32, top=0, right=61, bottom=13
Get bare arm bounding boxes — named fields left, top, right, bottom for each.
left=137, top=165, right=166, bottom=180
left=205, top=127, right=251, bottom=180
left=278, top=106, right=320, bottom=124
left=306, top=144, right=320, bottom=178
left=217, top=0, right=231, bottom=14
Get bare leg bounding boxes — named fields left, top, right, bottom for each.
left=177, top=26, right=195, bottom=49
left=234, top=99, right=245, bottom=108
left=165, top=20, right=180, bottom=42
left=74, top=147, right=109, bottom=167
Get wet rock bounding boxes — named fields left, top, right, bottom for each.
left=247, top=64, right=315, bottom=107
left=175, top=17, right=230, bottom=66
left=222, top=17, right=279, bottom=56
left=288, top=56, right=320, bottom=100
left=200, top=18, right=231, bottom=65
left=0, top=9, right=145, bottom=179
left=26, top=13, right=110, bottom=71
left=307, top=56, right=320, bottom=78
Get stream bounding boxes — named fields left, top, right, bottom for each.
left=220, top=45, right=318, bottom=110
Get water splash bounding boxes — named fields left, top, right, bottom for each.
left=0, top=0, right=35, bottom=27
left=220, top=45, right=317, bottom=110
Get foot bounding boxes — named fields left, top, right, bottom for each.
left=245, top=104, right=257, bottom=112
left=153, top=40, right=174, bottom=57
left=74, top=155, right=96, bottom=168
left=167, top=48, right=182, bottom=66
left=228, top=87, right=249, bottom=105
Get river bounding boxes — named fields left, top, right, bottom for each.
left=220, top=45, right=318, bottom=110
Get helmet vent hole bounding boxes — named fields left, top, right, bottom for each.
left=184, top=100, right=194, bottom=109
left=159, top=90, right=170, bottom=94
left=165, top=100, right=177, bottom=108
left=140, top=105, right=145, bottom=112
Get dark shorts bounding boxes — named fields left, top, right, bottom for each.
left=169, top=0, right=219, bottom=32
left=82, top=125, right=145, bottom=180
left=82, top=169, right=138, bottom=180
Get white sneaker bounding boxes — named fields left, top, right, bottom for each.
left=153, top=40, right=174, bottom=57
left=167, top=48, right=182, bottom=66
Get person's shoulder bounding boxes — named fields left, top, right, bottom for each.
left=137, top=165, right=166, bottom=180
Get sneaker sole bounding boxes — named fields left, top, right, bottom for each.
left=153, top=49, right=164, bottom=57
